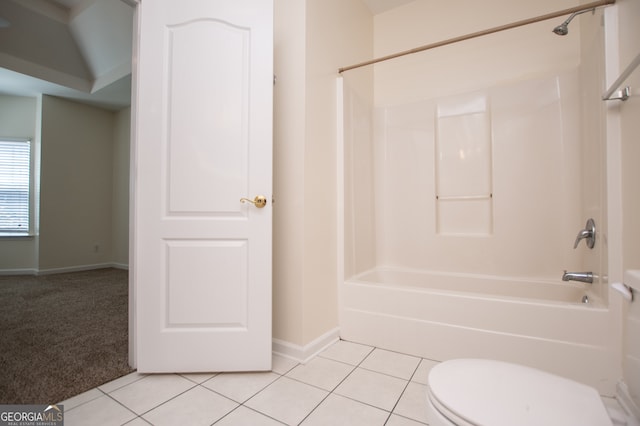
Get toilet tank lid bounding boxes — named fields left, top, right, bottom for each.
left=427, top=359, right=612, bottom=426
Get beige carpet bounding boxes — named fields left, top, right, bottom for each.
left=0, top=268, right=134, bottom=404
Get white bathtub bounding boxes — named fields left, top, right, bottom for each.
left=339, top=267, right=617, bottom=394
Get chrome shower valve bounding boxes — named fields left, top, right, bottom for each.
left=573, top=218, right=596, bottom=249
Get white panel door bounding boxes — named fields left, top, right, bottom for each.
left=132, top=0, right=273, bottom=372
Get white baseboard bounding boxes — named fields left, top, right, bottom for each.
left=0, top=263, right=129, bottom=276
left=111, top=263, right=129, bottom=270
left=0, top=268, right=38, bottom=276
left=617, top=381, right=640, bottom=425
left=272, top=327, right=340, bottom=364
left=37, top=263, right=127, bottom=275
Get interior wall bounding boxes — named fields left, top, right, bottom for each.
left=273, top=0, right=307, bottom=347
left=272, top=0, right=372, bottom=348
left=112, top=107, right=130, bottom=267
left=39, top=95, right=115, bottom=273
left=0, top=94, right=38, bottom=272
left=0, top=95, right=130, bottom=274
left=302, top=0, right=373, bottom=344
left=372, top=0, right=580, bottom=106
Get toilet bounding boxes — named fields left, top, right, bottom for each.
left=426, top=359, right=613, bottom=426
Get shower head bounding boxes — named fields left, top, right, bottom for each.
left=552, top=22, right=569, bottom=36
left=552, top=8, right=595, bottom=36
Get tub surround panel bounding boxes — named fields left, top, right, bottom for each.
left=342, top=74, right=376, bottom=279
left=435, top=92, right=492, bottom=235
left=605, top=0, right=640, bottom=412
left=367, top=71, right=582, bottom=279
left=624, top=295, right=640, bottom=418
left=579, top=4, right=609, bottom=305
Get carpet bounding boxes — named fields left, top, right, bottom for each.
left=0, top=268, right=134, bottom=404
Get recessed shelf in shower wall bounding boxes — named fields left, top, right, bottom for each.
left=435, top=92, right=493, bottom=235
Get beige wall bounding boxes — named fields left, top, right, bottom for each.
left=273, top=0, right=372, bottom=347
left=0, top=95, right=130, bottom=274
left=273, top=0, right=307, bottom=347
left=373, top=0, right=580, bottom=106
left=112, top=107, right=130, bottom=267
left=0, top=95, right=38, bottom=272
left=39, top=96, right=115, bottom=271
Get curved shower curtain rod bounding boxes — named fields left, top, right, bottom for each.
left=338, top=0, right=615, bottom=74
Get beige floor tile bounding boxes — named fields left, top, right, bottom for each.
left=393, top=382, right=429, bottom=423
left=122, top=417, right=152, bottom=425
left=99, top=372, right=147, bottom=394
left=411, top=359, right=439, bottom=384
left=142, top=386, right=237, bottom=426
left=215, top=406, right=286, bottom=426
left=272, top=354, right=299, bottom=375
left=286, top=357, right=355, bottom=391
left=385, top=413, right=428, bottom=425
left=64, top=395, right=136, bottom=426
left=318, top=340, right=374, bottom=365
left=245, top=377, right=328, bottom=425
left=180, top=372, right=218, bottom=384
left=58, top=388, right=103, bottom=410
left=203, top=371, right=280, bottom=403
left=334, top=367, right=407, bottom=411
left=300, top=393, right=389, bottom=426
left=109, top=374, right=195, bottom=415
left=360, top=348, right=421, bottom=380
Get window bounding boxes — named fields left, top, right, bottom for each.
left=0, top=139, right=31, bottom=235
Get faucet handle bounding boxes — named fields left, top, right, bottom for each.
left=573, top=218, right=596, bottom=249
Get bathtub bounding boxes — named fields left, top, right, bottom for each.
left=339, top=267, right=616, bottom=394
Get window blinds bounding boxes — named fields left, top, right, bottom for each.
left=0, top=140, right=31, bottom=234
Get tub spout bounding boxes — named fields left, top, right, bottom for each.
left=562, top=271, right=593, bottom=284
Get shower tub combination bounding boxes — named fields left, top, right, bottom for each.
left=337, top=65, right=616, bottom=393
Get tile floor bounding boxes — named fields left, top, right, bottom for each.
left=60, top=340, right=628, bottom=426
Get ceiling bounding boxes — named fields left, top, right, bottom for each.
left=0, top=0, right=415, bottom=111
left=0, top=0, right=134, bottom=110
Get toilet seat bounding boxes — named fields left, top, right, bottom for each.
left=426, top=359, right=612, bottom=426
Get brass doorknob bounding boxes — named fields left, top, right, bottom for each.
left=240, top=195, right=267, bottom=208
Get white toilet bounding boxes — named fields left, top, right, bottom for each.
left=426, top=358, right=613, bottom=426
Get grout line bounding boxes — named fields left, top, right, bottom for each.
left=121, top=415, right=152, bottom=425
left=296, top=390, right=333, bottom=425
left=98, top=371, right=147, bottom=394
left=287, top=352, right=369, bottom=424
left=102, top=391, right=144, bottom=422
left=71, top=342, right=434, bottom=426
left=120, top=378, right=201, bottom=418
left=212, top=403, right=288, bottom=425
left=384, top=360, right=423, bottom=424
left=237, top=373, right=284, bottom=405
left=60, top=388, right=107, bottom=412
